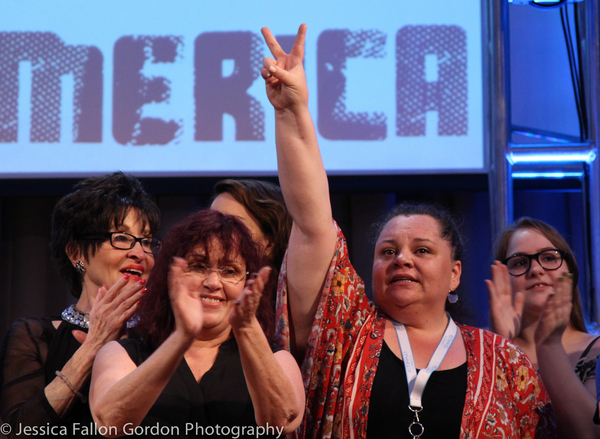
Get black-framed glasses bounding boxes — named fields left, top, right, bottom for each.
left=502, top=249, right=566, bottom=277
left=80, top=232, right=162, bottom=255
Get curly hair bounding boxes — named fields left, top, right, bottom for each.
left=136, top=209, right=274, bottom=349
left=493, top=217, right=587, bottom=333
left=50, top=172, right=160, bottom=298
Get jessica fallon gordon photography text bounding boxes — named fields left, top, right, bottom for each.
left=12, top=422, right=285, bottom=437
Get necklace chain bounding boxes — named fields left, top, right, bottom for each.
left=61, top=304, right=139, bottom=329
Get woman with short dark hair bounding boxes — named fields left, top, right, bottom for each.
left=0, top=172, right=160, bottom=437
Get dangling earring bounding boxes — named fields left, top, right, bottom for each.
left=75, top=261, right=85, bottom=274
left=448, top=289, right=458, bottom=304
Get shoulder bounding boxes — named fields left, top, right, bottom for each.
left=2, top=317, right=55, bottom=344
left=113, top=338, right=146, bottom=364
left=459, top=324, right=533, bottom=367
left=577, top=332, right=600, bottom=359
left=574, top=332, right=600, bottom=382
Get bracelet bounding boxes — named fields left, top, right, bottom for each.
left=55, top=371, right=87, bottom=403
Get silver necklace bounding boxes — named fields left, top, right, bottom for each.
left=61, top=304, right=138, bottom=329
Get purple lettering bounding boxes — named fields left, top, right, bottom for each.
left=113, top=36, right=182, bottom=145
left=317, top=29, right=387, bottom=140
left=194, top=32, right=264, bottom=141
left=396, top=25, right=467, bottom=136
left=0, top=32, right=102, bottom=143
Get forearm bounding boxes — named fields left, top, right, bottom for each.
left=43, top=340, right=100, bottom=416
left=537, top=342, right=600, bottom=439
left=274, top=105, right=337, bottom=352
left=1, top=330, right=102, bottom=429
left=233, top=319, right=302, bottom=433
left=275, top=106, right=332, bottom=234
left=91, top=333, right=190, bottom=435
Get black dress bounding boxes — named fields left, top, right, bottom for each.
left=0, top=317, right=97, bottom=438
left=118, top=337, right=280, bottom=439
left=366, top=340, right=467, bottom=438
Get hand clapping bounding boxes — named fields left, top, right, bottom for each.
left=485, top=261, right=525, bottom=340
left=230, top=266, right=271, bottom=330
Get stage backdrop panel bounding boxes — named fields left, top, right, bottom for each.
left=0, top=0, right=484, bottom=177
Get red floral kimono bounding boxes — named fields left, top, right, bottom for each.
left=275, top=224, right=557, bottom=439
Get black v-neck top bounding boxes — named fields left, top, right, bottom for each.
left=366, top=340, right=467, bottom=438
left=119, top=337, right=278, bottom=439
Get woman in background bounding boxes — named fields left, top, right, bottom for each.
left=0, top=172, right=160, bottom=437
left=487, top=217, right=600, bottom=439
left=210, top=179, right=292, bottom=343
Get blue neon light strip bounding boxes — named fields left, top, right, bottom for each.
left=512, top=172, right=584, bottom=179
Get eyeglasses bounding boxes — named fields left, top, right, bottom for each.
left=503, top=249, right=566, bottom=277
left=80, top=232, right=162, bottom=255
left=185, top=263, right=248, bottom=283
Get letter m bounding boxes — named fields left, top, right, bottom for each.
left=0, top=32, right=102, bottom=142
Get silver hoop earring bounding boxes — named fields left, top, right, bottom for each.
left=75, top=261, right=85, bottom=274
left=448, top=290, right=458, bottom=304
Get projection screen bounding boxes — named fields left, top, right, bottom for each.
left=0, top=0, right=485, bottom=177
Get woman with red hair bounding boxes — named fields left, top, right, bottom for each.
left=89, top=210, right=304, bottom=437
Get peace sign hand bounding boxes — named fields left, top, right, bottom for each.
left=261, top=24, right=308, bottom=111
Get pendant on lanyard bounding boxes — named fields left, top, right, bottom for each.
left=393, top=314, right=458, bottom=439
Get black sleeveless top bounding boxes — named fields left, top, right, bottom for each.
left=118, top=337, right=279, bottom=439
left=367, top=341, right=467, bottom=438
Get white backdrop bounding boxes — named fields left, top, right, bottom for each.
left=0, top=0, right=484, bottom=177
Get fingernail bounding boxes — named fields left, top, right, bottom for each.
left=141, top=287, right=148, bottom=295
left=139, top=278, right=147, bottom=285
left=269, top=65, right=276, bottom=73
left=123, top=274, right=131, bottom=280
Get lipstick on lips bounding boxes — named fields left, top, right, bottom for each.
left=121, top=264, right=145, bottom=282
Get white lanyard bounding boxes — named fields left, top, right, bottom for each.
left=392, top=314, right=458, bottom=438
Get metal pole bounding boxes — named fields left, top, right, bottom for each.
left=488, top=0, right=513, bottom=242
left=583, top=0, right=600, bottom=324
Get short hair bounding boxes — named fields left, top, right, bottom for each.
left=493, top=217, right=587, bottom=333
left=136, top=209, right=274, bottom=349
left=213, top=179, right=291, bottom=272
left=50, top=172, right=160, bottom=298
left=373, top=201, right=464, bottom=262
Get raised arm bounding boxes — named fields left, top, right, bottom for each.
left=535, top=274, right=600, bottom=439
left=261, top=24, right=337, bottom=355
